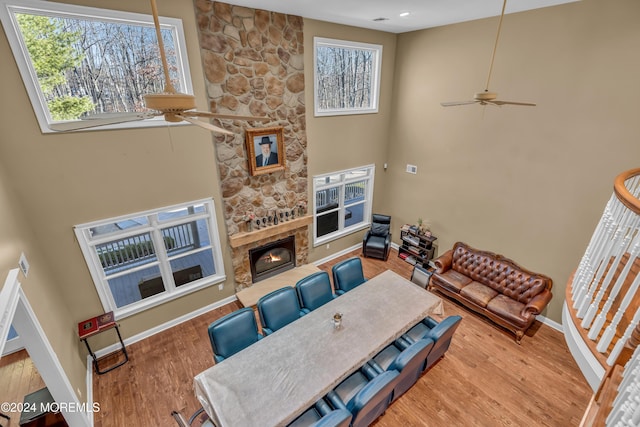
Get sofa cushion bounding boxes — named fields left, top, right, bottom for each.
left=486, top=294, right=527, bottom=327
left=460, top=281, right=499, bottom=308
left=433, top=269, right=472, bottom=293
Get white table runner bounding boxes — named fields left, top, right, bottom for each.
left=194, top=269, right=442, bottom=427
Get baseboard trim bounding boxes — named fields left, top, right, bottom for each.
left=86, top=355, right=94, bottom=427
left=92, top=295, right=237, bottom=359
left=312, top=244, right=361, bottom=266
left=537, top=314, right=562, bottom=332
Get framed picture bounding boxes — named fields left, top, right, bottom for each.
left=246, top=126, right=285, bottom=176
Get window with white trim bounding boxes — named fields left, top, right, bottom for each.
left=75, top=199, right=225, bottom=319
left=313, top=165, right=375, bottom=246
left=313, top=37, right=382, bottom=117
left=0, top=0, right=193, bottom=133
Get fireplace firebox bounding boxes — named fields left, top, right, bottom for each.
left=249, top=236, right=296, bottom=283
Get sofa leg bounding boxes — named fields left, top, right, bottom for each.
left=515, top=331, right=523, bottom=345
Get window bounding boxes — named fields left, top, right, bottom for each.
left=74, top=199, right=226, bottom=319
left=0, top=0, right=193, bottom=133
left=313, top=165, right=375, bottom=246
left=313, top=37, right=382, bottom=117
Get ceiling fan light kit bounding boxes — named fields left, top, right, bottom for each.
left=441, top=0, right=535, bottom=108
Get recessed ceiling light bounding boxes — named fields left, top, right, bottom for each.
left=399, top=12, right=411, bottom=17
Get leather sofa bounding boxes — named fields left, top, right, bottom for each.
left=429, top=242, right=552, bottom=343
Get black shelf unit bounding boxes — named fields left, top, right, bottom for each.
left=398, top=225, right=437, bottom=268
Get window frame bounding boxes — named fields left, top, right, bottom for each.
left=313, top=37, right=383, bottom=117
left=0, top=0, right=193, bottom=133
left=74, top=198, right=226, bottom=319
left=313, top=164, right=375, bottom=246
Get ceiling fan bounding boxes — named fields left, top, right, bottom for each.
left=441, top=0, right=535, bottom=108
left=50, top=0, right=268, bottom=134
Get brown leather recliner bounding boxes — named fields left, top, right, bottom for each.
left=429, top=242, right=552, bottom=343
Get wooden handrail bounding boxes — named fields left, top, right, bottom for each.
left=613, top=168, right=640, bottom=214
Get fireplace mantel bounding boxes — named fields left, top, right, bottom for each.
left=229, top=215, right=313, bottom=248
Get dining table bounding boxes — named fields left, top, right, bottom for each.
left=194, top=269, right=443, bottom=427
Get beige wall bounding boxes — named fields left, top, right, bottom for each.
left=0, top=0, right=237, bottom=353
left=0, top=160, right=86, bottom=399
left=387, top=0, right=640, bottom=322
left=303, top=19, right=397, bottom=261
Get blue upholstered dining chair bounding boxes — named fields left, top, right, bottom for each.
left=367, top=338, right=435, bottom=401
left=398, top=315, right=462, bottom=371
left=296, top=271, right=337, bottom=312
left=287, top=399, right=352, bottom=427
left=331, top=257, right=367, bottom=296
left=257, top=286, right=306, bottom=335
left=326, top=365, right=399, bottom=427
left=207, top=307, right=263, bottom=363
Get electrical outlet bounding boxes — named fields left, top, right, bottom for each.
left=406, top=164, right=417, bottom=174
left=326, top=244, right=330, bottom=249
left=218, top=284, right=224, bottom=291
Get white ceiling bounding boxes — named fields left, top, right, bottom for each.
left=221, top=0, right=580, bottom=33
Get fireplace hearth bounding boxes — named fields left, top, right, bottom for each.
left=249, top=236, right=296, bottom=283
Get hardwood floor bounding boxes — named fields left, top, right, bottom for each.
left=91, top=248, right=591, bottom=427
left=0, top=349, right=46, bottom=421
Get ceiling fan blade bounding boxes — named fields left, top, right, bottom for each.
left=81, top=112, right=159, bottom=120
left=175, top=114, right=234, bottom=135
left=492, top=100, right=537, bottom=106
left=49, top=113, right=152, bottom=131
left=184, top=111, right=270, bottom=122
left=440, top=100, right=480, bottom=107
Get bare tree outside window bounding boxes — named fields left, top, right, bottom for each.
left=314, top=37, right=382, bottom=116
left=0, top=0, right=193, bottom=133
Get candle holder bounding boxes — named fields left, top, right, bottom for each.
left=332, top=313, right=343, bottom=329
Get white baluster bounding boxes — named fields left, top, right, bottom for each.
left=581, top=207, right=637, bottom=326
left=608, top=308, right=640, bottom=366
left=574, top=197, right=620, bottom=302
left=590, top=225, right=640, bottom=340
left=597, top=240, right=640, bottom=350
left=577, top=200, right=627, bottom=317
left=573, top=196, right=616, bottom=304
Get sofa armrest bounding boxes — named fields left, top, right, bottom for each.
left=522, top=289, right=553, bottom=316
left=434, top=249, right=453, bottom=273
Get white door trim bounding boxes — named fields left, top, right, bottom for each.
left=1, top=268, right=92, bottom=427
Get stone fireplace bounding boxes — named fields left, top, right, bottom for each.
left=195, top=2, right=309, bottom=292
left=249, top=235, right=296, bottom=282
